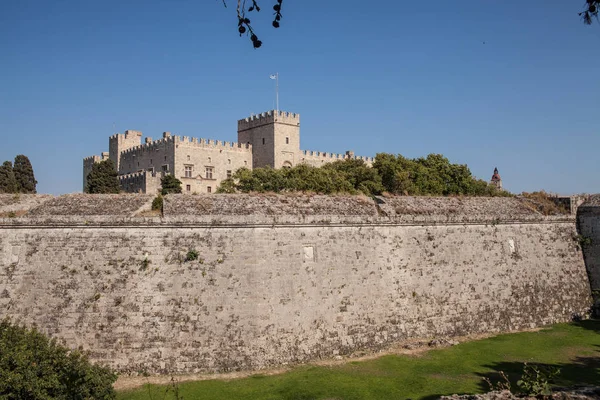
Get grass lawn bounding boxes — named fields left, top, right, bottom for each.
left=117, top=320, right=600, bottom=400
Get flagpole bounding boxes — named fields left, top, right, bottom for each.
left=270, top=73, right=279, bottom=113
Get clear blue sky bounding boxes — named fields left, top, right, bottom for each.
left=1, top=0, right=598, bottom=195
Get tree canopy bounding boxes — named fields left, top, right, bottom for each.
left=217, top=155, right=508, bottom=197
left=85, top=159, right=120, bottom=194
left=0, top=319, right=117, bottom=399
left=0, top=161, right=18, bottom=194
left=13, top=155, right=37, bottom=194
left=160, top=174, right=183, bottom=195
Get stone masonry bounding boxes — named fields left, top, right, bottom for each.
left=83, top=110, right=374, bottom=194
left=0, top=194, right=595, bottom=374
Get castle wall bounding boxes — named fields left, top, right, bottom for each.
left=118, top=171, right=163, bottom=195
left=0, top=194, right=591, bottom=375
left=83, top=155, right=101, bottom=191
left=577, top=195, right=600, bottom=291
left=82, top=152, right=110, bottom=191
left=109, top=130, right=143, bottom=172
left=118, top=136, right=175, bottom=178
left=299, top=150, right=374, bottom=168
left=173, top=137, right=252, bottom=194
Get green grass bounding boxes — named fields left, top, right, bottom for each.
left=117, top=320, right=600, bottom=400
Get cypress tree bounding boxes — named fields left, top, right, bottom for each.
left=85, top=159, right=121, bottom=194
left=13, top=155, right=37, bottom=194
left=0, top=161, right=18, bottom=193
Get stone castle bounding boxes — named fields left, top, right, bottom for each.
left=83, top=110, right=373, bottom=194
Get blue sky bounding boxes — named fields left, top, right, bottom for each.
left=1, top=0, right=598, bottom=195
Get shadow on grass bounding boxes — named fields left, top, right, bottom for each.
left=421, top=320, right=600, bottom=400
left=475, top=355, right=600, bottom=392
left=572, top=319, right=600, bottom=334
left=421, top=355, right=600, bottom=400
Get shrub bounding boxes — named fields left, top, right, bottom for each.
left=185, top=249, right=199, bottom=262
left=517, top=363, right=560, bottom=396
left=151, top=194, right=163, bottom=211
left=0, top=318, right=117, bottom=399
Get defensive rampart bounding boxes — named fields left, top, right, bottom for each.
left=0, top=194, right=594, bottom=374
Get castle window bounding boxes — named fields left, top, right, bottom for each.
left=184, top=165, right=193, bottom=178
left=150, top=159, right=153, bottom=165
left=162, top=165, right=169, bottom=172
left=244, top=161, right=247, bottom=166
left=227, top=170, right=232, bottom=178
left=186, top=185, right=191, bottom=192
left=228, top=159, right=231, bottom=165
left=187, top=155, right=190, bottom=161
left=208, top=157, right=211, bottom=163
left=207, top=186, right=212, bottom=193
left=164, top=156, right=167, bottom=161
left=286, top=137, right=289, bottom=144
left=205, top=167, right=214, bottom=179
left=262, top=138, right=265, bottom=145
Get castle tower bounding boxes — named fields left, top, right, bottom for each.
left=109, top=130, right=142, bottom=173
left=490, top=167, right=502, bottom=189
left=237, top=110, right=300, bottom=169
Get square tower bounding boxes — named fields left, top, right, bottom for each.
left=109, top=130, right=143, bottom=173
left=237, top=110, right=300, bottom=169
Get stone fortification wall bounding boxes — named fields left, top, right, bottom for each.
left=0, top=194, right=54, bottom=217
left=0, top=194, right=593, bottom=375
left=577, top=195, right=600, bottom=292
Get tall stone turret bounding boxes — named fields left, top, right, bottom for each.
left=237, top=110, right=300, bottom=169
left=109, top=130, right=143, bottom=173
left=491, top=167, right=502, bottom=189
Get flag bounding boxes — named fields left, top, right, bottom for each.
left=269, top=74, right=277, bottom=80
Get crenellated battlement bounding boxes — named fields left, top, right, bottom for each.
left=118, top=135, right=252, bottom=157
left=120, top=137, right=174, bottom=156
left=175, top=136, right=252, bottom=152
left=118, top=170, right=160, bottom=181
left=83, top=155, right=101, bottom=163
left=301, top=150, right=374, bottom=164
left=237, top=110, right=300, bottom=131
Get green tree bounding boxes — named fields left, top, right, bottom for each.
left=322, top=159, right=384, bottom=196
left=13, top=155, right=37, bottom=194
left=0, top=161, right=18, bottom=194
left=217, top=164, right=358, bottom=195
left=0, top=319, right=117, bottom=399
left=160, top=174, right=182, bottom=195
left=85, top=159, right=120, bottom=194
left=372, top=153, right=511, bottom=197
